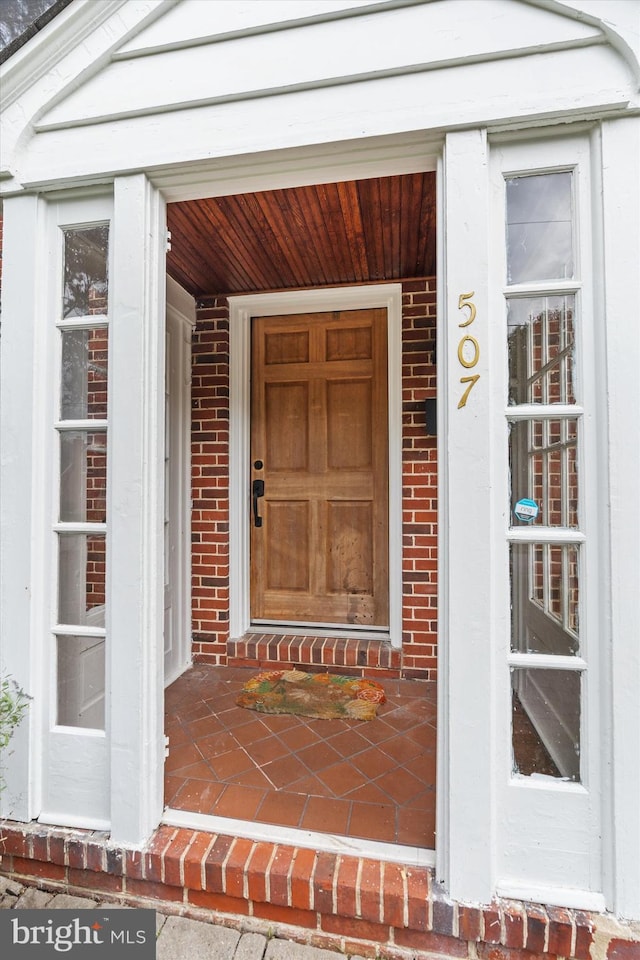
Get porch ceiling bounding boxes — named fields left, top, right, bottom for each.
left=166, top=172, right=436, bottom=299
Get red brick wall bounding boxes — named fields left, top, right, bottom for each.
left=191, top=301, right=231, bottom=664
left=86, top=535, right=106, bottom=610
left=84, top=318, right=109, bottom=611
left=401, top=280, right=437, bottom=678
left=190, top=280, right=438, bottom=681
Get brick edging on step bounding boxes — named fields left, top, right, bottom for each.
left=2, top=821, right=639, bottom=960
left=226, top=634, right=403, bottom=678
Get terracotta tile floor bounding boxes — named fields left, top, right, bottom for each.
left=164, top=665, right=437, bottom=849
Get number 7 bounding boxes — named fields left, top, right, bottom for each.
left=458, top=374, right=480, bottom=408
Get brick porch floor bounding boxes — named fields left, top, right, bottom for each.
left=164, top=664, right=437, bottom=850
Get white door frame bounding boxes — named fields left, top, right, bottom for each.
left=229, top=284, right=403, bottom=648
left=164, top=277, right=195, bottom=687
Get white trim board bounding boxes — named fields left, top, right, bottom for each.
left=228, top=284, right=403, bottom=648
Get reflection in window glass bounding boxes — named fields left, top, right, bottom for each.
left=60, top=431, right=107, bottom=523
left=510, top=543, right=579, bottom=654
left=58, top=533, right=106, bottom=627
left=507, top=296, right=575, bottom=405
left=60, top=329, right=108, bottom=420
left=57, top=635, right=105, bottom=729
left=511, top=667, right=580, bottom=781
left=506, top=173, right=573, bottom=283
left=509, top=418, right=579, bottom=528
left=63, top=225, right=109, bottom=318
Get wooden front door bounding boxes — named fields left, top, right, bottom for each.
left=250, top=308, right=389, bottom=627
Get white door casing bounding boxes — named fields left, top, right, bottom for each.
left=228, top=284, right=403, bottom=647
left=164, top=277, right=195, bottom=687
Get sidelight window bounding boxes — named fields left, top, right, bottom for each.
left=505, top=171, right=584, bottom=782
left=54, top=224, right=109, bottom=730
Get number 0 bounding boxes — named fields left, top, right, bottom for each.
left=457, top=335, right=480, bottom=369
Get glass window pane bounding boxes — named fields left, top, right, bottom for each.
left=509, top=418, right=579, bottom=528
left=61, top=329, right=108, bottom=420
left=507, top=296, right=575, bottom=405
left=58, top=533, right=106, bottom=627
left=506, top=173, right=573, bottom=283
left=63, top=225, right=109, bottom=318
left=57, top=635, right=105, bottom=729
left=60, top=431, right=107, bottom=523
left=512, top=667, right=580, bottom=781
left=510, top=543, right=580, bottom=654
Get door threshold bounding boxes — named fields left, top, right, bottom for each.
left=248, top=624, right=392, bottom=642
left=163, top=808, right=435, bottom=869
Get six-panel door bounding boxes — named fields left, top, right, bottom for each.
left=250, top=309, right=389, bottom=627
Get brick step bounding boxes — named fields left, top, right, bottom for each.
left=225, top=634, right=404, bottom=679
left=0, top=821, right=601, bottom=960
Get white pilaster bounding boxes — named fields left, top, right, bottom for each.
left=439, top=129, right=495, bottom=903
left=0, top=195, right=46, bottom=821
left=109, top=173, right=166, bottom=844
left=601, top=116, right=640, bottom=921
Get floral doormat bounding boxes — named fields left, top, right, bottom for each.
left=236, top=669, right=387, bottom=721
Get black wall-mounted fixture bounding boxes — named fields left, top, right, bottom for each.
left=424, top=398, right=437, bottom=436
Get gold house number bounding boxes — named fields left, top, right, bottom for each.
left=457, top=291, right=480, bottom=408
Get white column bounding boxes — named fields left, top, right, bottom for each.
left=109, top=174, right=166, bottom=844
left=438, top=129, right=495, bottom=903
left=601, top=116, right=640, bottom=921
left=0, top=195, right=46, bottom=821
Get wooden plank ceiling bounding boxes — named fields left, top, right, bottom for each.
left=167, top=172, right=436, bottom=299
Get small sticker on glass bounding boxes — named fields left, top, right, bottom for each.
left=514, top=498, right=539, bottom=523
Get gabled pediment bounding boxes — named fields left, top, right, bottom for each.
left=1, top=0, right=637, bottom=192
left=35, top=0, right=613, bottom=131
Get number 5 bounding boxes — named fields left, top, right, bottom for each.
left=458, top=291, right=476, bottom=327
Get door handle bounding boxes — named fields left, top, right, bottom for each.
left=252, top=479, right=265, bottom=527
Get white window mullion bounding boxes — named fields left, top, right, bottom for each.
left=508, top=653, right=586, bottom=671
left=54, top=625, right=106, bottom=638
left=507, top=528, right=585, bottom=544
left=55, top=420, right=108, bottom=431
